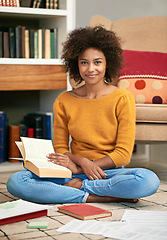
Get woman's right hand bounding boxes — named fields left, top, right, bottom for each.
left=47, top=153, right=81, bottom=175
left=80, top=158, right=107, bottom=180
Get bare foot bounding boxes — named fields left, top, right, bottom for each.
left=87, top=194, right=139, bottom=203
left=64, top=178, right=139, bottom=204
left=64, top=178, right=83, bottom=189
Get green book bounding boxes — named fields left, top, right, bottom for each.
left=42, top=29, right=45, bottom=58
left=50, top=29, right=55, bottom=59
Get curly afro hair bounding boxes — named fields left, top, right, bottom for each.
left=61, top=26, right=124, bottom=85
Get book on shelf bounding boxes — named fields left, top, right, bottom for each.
left=15, top=136, right=72, bottom=178
left=34, top=30, right=38, bottom=59
left=9, top=125, right=20, bottom=162
left=0, top=0, right=20, bottom=7
left=45, top=29, right=50, bottom=59
left=50, top=28, right=58, bottom=58
left=15, top=27, right=21, bottom=58
left=3, top=31, right=10, bottom=58
left=9, top=27, right=16, bottom=58
left=0, top=199, right=52, bottom=226
left=38, top=29, right=42, bottom=59
left=29, top=0, right=58, bottom=8
left=20, top=26, right=26, bottom=58
left=29, top=29, right=34, bottom=58
left=20, top=0, right=33, bottom=7
left=23, top=112, right=53, bottom=140
left=0, top=26, right=58, bottom=59
left=25, top=29, right=30, bottom=58
left=58, top=204, right=112, bottom=220
left=0, top=31, right=3, bottom=58
left=0, top=111, right=7, bottom=163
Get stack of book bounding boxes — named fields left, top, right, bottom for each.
left=0, top=27, right=58, bottom=59
left=0, top=111, right=7, bottom=163
left=0, top=0, right=59, bottom=8
left=0, top=0, right=20, bottom=7
left=0, top=111, right=53, bottom=162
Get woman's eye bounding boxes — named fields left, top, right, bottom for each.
left=80, top=61, right=87, bottom=65
left=95, top=61, right=102, bottom=65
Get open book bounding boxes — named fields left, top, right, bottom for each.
left=15, top=137, right=72, bottom=178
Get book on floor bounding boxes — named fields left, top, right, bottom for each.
left=15, top=136, right=72, bottom=178
left=0, top=199, right=52, bottom=226
left=57, top=204, right=112, bottom=220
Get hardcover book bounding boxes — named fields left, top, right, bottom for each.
left=9, top=125, right=20, bottom=162
left=58, top=204, right=112, bottom=220
left=0, top=199, right=52, bottom=226
left=15, top=137, right=72, bottom=178
left=0, top=112, right=7, bottom=162
left=9, top=27, right=16, bottom=58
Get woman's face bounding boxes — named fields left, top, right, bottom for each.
left=78, top=47, right=107, bottom=85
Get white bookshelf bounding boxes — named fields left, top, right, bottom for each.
left=0, top=1, right=76, bottom=171
left=0, top=0, right=76, bottom=63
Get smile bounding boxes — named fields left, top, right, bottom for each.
left=86, top=74, right=97, bottom=78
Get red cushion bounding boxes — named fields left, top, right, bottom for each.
left=118, top=50, right=167, bottom=104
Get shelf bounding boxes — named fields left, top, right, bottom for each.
left=0, top=58, right=63, bottom=65
left=0, top=6, right=67, bottom=17
left=0, top=64, right=67, bottom=90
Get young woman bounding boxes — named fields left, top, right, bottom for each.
left=7, top=26, right=160, bottom=204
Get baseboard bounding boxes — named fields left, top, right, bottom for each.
left=0, top=162, right=24, bottom=173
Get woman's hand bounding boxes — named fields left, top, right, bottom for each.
left=80, top=158, right=107, bottom=180
left=47, top=153, right=81, bottom=175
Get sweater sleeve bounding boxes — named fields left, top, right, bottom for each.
left=53, top=97, right=70, bottom=154
left=107, top=93, right=136, bottom=167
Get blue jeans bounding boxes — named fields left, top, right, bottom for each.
left=7, top=167, right=160, bottom=204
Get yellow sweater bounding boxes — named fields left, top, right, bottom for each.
left=53, top=89, right=136, bottom=168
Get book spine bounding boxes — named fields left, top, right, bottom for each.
left=3, top=31, right=10, bottom=58
left=36, top=0, right=42, bottom=8
left=19, top=124, right=27, bottom=137
left=42, top=29, right=45, bottom=58
left=38, top=29, right=42, bottom=59
left=34, top=30, right=38, bottom=59
left=21, top=26, right=26, bottom=58
left=0, top=31, right=4, bottom=58
left=54, top=28, right=58, bottom=58
left=0, top=112, right=7, bottom=162
left=45, top=29, right=50, bottom=59
left=9, top=125, right=20, bottom=162
left=9, top=27, right=16, bottom=58
left=15, top=27, right=21, bottom=58
left=49, top=0, right=53, bottom=9
left=29, top=29, right=34, bottom=58
left=39, top=0, right=45, bottom=8
left=0, top=209, right=47, bottom=226
left=53, top=0, right=58, bottom=9
left=33, top=0, right=37, bottom=7
left=25, top=29, right=30, bottom=58
left=45, top=113, right=53, bottom=140
left=50, top=29, right=55, bottom=59
left=27, top=128, right=34, bottom=138
left=35, top=116, right=42, bottom=138
left=46, top=0, right=49, bottom=9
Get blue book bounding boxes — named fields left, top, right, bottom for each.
left=23, top=112, right=53, bottom=140
left=0, top=112, right=7, bottom=162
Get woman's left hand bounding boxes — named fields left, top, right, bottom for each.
left=80, top=158, right=107, bottom=180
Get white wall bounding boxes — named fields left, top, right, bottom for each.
left=76, top=0, right=167, bottom=27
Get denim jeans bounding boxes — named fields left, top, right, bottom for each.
left=7, top=167, right=160, bottom=204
